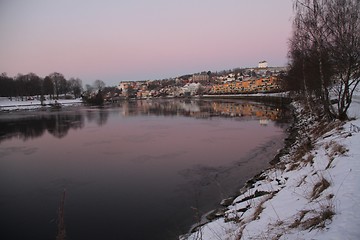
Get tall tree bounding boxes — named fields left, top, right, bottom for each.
left=14, top=74, right=26, bottom=101
left=289, top=0, right=359, bottom=120
left=25, top=73, right=42, bottom=96
left=326, top=0, right=360, bottom=120
left=85, top=84, right=94, bottom=94
left=58, top=77, right=69, bottom=96
left=294, top=0, right=334, bottom=118
left=93, top=79, right=105, bottom=91
left=48, top=72, right=66, bottom=99
left=43, top=76, right=54, bottom=99
left=0, top=73, right=15, bottom=99
left=68, top=78, right=83, bottom=98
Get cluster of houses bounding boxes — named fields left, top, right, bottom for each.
left=210, top=76, right=280, bottom=94
left=117, top=80, right=203, bottom=99
left=113, top=62, right=286, bottom=100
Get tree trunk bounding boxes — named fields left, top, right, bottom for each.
left=318, top=49, right=334, bottom=120
left=302, top=56, right=313, bottom=113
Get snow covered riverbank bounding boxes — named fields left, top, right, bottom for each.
left=0, top=97, right=83, bottom=111
left=182, top=94, right=360, bottom=239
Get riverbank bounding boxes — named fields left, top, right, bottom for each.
left=0, top=97, right=83, bottom=111
left=0, top=93, right=292, bottom=112
left=181, top=94, right=360, bottom=239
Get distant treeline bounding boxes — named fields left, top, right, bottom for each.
left=0, top=72, right=83, bottom=100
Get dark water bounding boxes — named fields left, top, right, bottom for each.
left=0, top=99, right=290, bottom=240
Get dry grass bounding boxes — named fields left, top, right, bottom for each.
left=304, top=154, right=315, bottom=165
left=272, top=234, right=283, bottom=240
left=310, top=120, right=342, bottom=139
left=325, top=140, right=348, bottom=156
left=310, top=120, right=328, bottom=138
left=311, top=177, right=331, bottom=200
left=296, top=175, right=307, bottom=187
left=293, top=139, right=313, bottom=163
left=275, top=162, right=287, bottom=171
left=252, top=193, right=275, bottom=221
left=326, top=156, right=335, bottom=169
left=235, top=193, right=275, bottom=239
left=289, top=210, right=310, bottom=228
left=252, top=205, right=265, bottom=221
left=325, top=141, right=348, bottom=169
left=327, top=193, right=334, bottom=200
left=330, top=142, right=348, bottom=156
left=289, top=204, right=335, bottom=231
left=287, top=162, right=300, bottom=171
left=301, top=205, right=335, bottom=230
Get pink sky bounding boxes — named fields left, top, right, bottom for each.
left=0, top=0, right=293, bottom=86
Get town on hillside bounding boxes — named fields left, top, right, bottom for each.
left=0, top=61, right=287, bottom=105
left=108, top=61, right=287, bottom=101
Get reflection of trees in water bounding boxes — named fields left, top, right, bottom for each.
left=0, top=112, right=84, bottom=142
left=85, top=109, right=109, bottom=126
left=47, top=114, right=84, bottom=138
left=120, top=99, right=211, bottom=118
left=0, top=100, right=290, bottom=142
left=272, top=106, right=293, bottom=128
left=120, top=99, right=290, bottom=123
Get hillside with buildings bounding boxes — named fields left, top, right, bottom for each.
left=114, top=62, right=286, bottom=101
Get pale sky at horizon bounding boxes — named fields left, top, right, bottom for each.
left=0, top=0, right=294, bottom=86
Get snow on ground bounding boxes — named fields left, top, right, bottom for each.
left=0, top=97, right=83, bottom=111
left=182, top=90, right=360, bottom=240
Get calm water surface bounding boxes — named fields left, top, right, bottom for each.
left=0, top=99, right=290, bottom=240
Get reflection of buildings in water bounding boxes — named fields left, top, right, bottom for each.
left=179, top=102, right=200, bottom=113
left=259, top=119, right=269, bottom=126
left=189, top=111, right=211, bottom=118
left=210, top=102, right=280, bottom=121
left=0, top=101, right=286, bottom=143
left=121, top=101, right=129, bottom=116
left=118, top=99, right=283, bottom=122
left=120, top=100, right=200, bottom=117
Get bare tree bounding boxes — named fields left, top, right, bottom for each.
left=58, top=77, right=69, bottom=96
left=0, top=73, right=15, bottom=99
left=326, top=0, right=360, bottom=120
left=288, top=22, right=313, bottom=111
left=25, top=72, right=42, bottom=96
left=289, top=0, right=359, bottom=120
left=48, top=72, right=66, bottom=99
left=43, top=76, right=54, bottom=99
left=294, top=0, right=334, bottom=118
left=93, top=79, right=105, bottom=91
left=14, top=74, right=26, bottom=101
left=85, top=84, right=94, bottom=93
left=68, top=78, right=83, bottom=98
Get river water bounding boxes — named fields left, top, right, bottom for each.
left=0, top=99, right=290, bottom=240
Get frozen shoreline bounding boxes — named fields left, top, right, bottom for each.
left=0, top=97, right=83, bottom=111
left=181, top=94, right=360, bottom=239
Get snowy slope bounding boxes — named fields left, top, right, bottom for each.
left=0, top=97, right=82, bottom=111
left=182, top=90, right=360, bottom=240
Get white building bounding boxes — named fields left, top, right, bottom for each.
left=182, top=83, right=201, bottom=96
left=258, top=61, right=268, bottom=68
